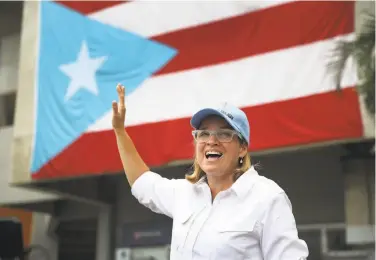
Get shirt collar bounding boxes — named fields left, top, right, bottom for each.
left=230, top=166, right=259, bottom=198
left=194, top=166, right=259, bottom=198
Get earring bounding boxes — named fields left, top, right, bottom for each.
left=239, top=157, right=243, bottom=164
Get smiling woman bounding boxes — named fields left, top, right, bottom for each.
left=186, top=111, right=252, bottom=191
left=113, top=84, right=309, bottom=260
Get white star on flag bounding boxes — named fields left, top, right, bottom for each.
left=59, top=41, right=108, bottom=101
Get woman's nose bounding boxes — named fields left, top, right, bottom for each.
left=207, top=133, right=219, bottom=144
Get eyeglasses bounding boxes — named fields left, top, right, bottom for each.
left=192, top=129, right=241, bottom=143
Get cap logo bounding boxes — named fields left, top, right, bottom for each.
left=220, top=109, right=233, bottom=120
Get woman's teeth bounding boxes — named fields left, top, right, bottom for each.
left=205, top=151, right=223, bottom=160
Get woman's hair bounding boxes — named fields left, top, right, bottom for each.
left=185, top=139, right=252, bottom=183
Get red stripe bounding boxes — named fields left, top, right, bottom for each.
left=55, top=1, right=126, bottom=15
left=153, top=1, right=354, bottom=76
left=55, top=1, right=354, bottom=76
left=32, top=87, right=363, bottom=180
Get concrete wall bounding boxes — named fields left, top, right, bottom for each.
left=343, top=156, right=375, bottom=244
left=0, top=0, right=59, bottom=206
left=0, top=126, right=58, bottom=205
left=30, top=213, right=58, bottom=260
left=11, top=0, right=39, bottom=184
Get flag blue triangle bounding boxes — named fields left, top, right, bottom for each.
left=31, top=1, right=177, bottom=174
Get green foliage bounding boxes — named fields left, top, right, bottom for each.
left=327, top=12, right=375, bottom=114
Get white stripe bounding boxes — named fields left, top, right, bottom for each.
left=87, top=33, right=357, bottom=132
left=89, top=0, right=295, bottom=37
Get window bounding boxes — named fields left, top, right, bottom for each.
left=0, top=91, right=16, bottom=127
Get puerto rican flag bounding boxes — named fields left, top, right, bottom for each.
left=32, top=0, right=362, bottom=180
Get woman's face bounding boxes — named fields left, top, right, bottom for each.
left=195, top=115, right=247, bottom=179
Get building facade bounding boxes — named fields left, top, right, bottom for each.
left=0, top=1, right=374, bottom=260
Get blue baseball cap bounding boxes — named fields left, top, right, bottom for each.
left=190, top=102, right=250, bottom=144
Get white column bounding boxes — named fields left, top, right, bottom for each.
left=12, top=0, right=39, bottom=184
left=96, top=205, right=113, bottom=260
left=343, top=157, right=375, bottom=244
left=30, top=213, right=59, bottom=260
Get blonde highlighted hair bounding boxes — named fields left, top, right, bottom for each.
left=185, top=152, right=252, bottom=184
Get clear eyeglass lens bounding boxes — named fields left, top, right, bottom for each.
left=194, top=130, right=235, bottom=143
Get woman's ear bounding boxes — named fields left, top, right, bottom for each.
left=239, top=143, right=248, bottom=158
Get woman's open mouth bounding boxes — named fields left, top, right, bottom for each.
left=205, top=151, right=223, bottom=161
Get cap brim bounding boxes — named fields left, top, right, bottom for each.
left=190, top=108, right=242, bottom=136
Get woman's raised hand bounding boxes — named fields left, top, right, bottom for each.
left=112, top=84, right=126, bottom=132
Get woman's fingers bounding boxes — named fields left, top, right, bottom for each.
left=113, top=84, right=126, bottom=131
left=117, top=84, right=125, bottom=109
left=112, top=100, right=118, bottom=115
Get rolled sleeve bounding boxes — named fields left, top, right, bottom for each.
left=261, top=192, right=309, bottom=260
left=131, top=171, right=177, bottom=218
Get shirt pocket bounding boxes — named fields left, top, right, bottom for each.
left=171, top=210, right=194, bottom=253
left=213, top=219, right=261, bottom=260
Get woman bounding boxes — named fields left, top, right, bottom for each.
left=112, top=84, right=309, bottom=260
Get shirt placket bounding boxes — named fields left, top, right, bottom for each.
left=185, top=187, right=227, bottom=259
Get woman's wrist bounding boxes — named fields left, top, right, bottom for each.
left=114, top=127, right=126, bottom=136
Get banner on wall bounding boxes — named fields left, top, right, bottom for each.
left=31, top=0, right=363, bottom=180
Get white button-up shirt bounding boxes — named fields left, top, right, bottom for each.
left=131, top=167, right=309, bottom=260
